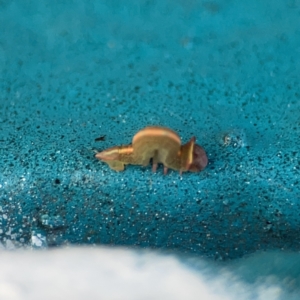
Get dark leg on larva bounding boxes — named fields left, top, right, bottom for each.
left=152, top=163, right=158, bottom=172
left=164, top=166, right=168, bottom=175
left=152, top=150, right=159, bottom=172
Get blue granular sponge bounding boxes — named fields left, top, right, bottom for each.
left=0, top=0, right=300, bottom=259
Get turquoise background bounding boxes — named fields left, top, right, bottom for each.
left=0, top=0, right=299, bottom=260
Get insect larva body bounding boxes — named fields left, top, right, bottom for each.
left=96, top=126, right=208, bottom=175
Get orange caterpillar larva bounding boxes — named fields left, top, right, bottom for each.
left=95, top=126, right=208, bottom=175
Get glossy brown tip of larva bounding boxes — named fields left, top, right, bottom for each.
left=188, top=144, right=208, bottom=172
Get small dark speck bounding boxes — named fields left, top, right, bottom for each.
left=95, top=135, right=106, bottom=142
left=54, top=179, right=61, bottom=184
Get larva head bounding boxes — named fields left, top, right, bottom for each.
left=180, top=137, right=208, bottom=172
left=95, top=146, right=120, bottom=162
left=95, top=146, right=126, bottom=171
left=95, top=145, right=135, bottom=171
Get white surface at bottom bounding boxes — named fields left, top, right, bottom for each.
left=0, top=246, right=299, bottom=300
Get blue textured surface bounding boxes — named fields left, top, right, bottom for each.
left=0, top=0, right=300, bottom=259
